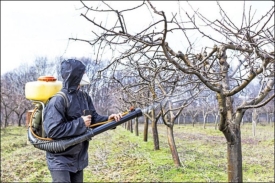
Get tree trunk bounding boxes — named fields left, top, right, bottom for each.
left=268, top=112, right=274, bottom=126
left=151, top=110, right=159, bottom=150
left=223, top=125, right=243, bottom=182
left=126, top=121, right=131, bottom=131
left=143, top=116, right=149, bottom=142
left=134, top=117, right=139, bottom=136
left=183, top=114, right=186, bottom=125
left=218, top=94, right=243, bottom=182
left=130, top=119, right=133, bottom=133
left=252, top=109, right=258, bottom=137
left=5, top=118, right=8, bottom=128
left=214, top=114, right=219, bottom=130
left=152, top=119, right=159, bottom=150
left=18, top=109, right=27, bottom=127
left=267, top=113, right=271, bottom=125
left=192, top=116, right=195, bottom=127
left=126, top=121, right=128, bottom=130
left=4, top=107, right=10, bottom=128
left=167, top=125, right=181, bottom=167
left=203, top=114, right=207, bottom=129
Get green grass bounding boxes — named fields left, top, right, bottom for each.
left=1, top=123, right=274, bottom=182
left=1, top=127, right=51, bottom=182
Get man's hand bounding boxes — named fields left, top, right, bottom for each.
left=108, top=113, right=123, bottom=122
left=81, top=115, right=91, bottom=127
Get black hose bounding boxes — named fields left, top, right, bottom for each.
left=28, top=108, right=142, bottom=153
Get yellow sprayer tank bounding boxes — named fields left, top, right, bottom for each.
left=25, top=76, right=62, bottom=103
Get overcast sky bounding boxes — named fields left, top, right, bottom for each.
left=1, top=1, right=273, bottom=75
left=1, top=1, right=92, bottom=74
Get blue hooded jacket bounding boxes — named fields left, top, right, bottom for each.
left=43, top=59, right=108, bottom=172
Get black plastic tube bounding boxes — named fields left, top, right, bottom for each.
left=28, top=108, right=142, bottom=153
left=92, top=108, right=142, bottom=136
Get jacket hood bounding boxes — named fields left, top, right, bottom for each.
left=61, top=59, right=86, bottom=93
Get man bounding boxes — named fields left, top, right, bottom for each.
left=43, top=59, right=122, bottom=182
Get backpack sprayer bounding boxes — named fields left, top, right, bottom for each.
left=25, top=76, right=142, bottom=153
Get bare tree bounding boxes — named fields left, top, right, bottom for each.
left=1, top=79, right=15, bottom=127
left=158, top=72, right=204, bottom=166
left=34, top=57, right=57, bottom=77
left=54, top=56, right=64, bottom=81
left=1, top=62, right=36, bottom=127
left=72, top=1, right=274, bottom=181
left=195, top=89, right=218, bottom=128
left=261, top=101, right=274, bottom=126
left=187, top=105, right=200, bottom=127
left=109, top=57, right=163, bottom=150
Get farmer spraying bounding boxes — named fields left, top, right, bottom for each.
left=42, top=59, right=122, bottom=182
left=25, top=59, right=142, bottom=182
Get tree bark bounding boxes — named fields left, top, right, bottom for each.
left=167, top=125, right=181, bottom=167
left=252, top=109, right=258, bottom=137
left=152, top=119, right=159, bottom=150
left=203, top=113, right=207, bottom=129
left=218, top=94, right=243, bottom=182
left=268, top=112, right=274, bottom=126
left=17, top=108, right=27, bottom=127
left=134, top=117, right=139, bottom=136
left=143, top=116, right=149, bottom=142
left=126, top=121, right=131, bottom=131
left=214, top=114, right=219, bottom=130
left=130, top=120, right=133, bottom=133
left=192, top=115, right=196, bottom=127
left=183, top=114, right=186, bottom=125
left=151, top=109, right=160, bottom=150
left=223, top=124, right=243, bottom=182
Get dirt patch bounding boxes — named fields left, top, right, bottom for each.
left=173, top=131, right=225, bottom=144
left=242, top=138, right=260, bottom=145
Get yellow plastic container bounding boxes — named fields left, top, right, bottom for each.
left=25, top=76, right=62, bottom=103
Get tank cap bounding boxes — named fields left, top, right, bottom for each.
left=38, top=76, right=57, bottom=82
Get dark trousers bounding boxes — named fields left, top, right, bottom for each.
left=50, top=170, right=83, bottom=183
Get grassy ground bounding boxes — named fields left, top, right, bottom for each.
left=1, top=123, right=274, bottom=182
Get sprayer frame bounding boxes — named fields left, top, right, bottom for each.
left=30, top=100, right=45, bottom=137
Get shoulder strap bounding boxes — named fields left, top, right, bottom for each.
left=55, top=91, right=70, bottom=109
